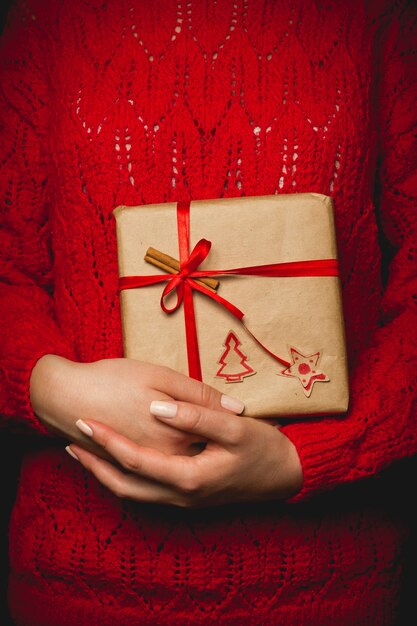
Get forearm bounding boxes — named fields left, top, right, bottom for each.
left=0, top=287, right=75, bottom=434
left=282, top=309, right=417, bottom=501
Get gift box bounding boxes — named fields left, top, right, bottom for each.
left=113, top=193, right=349, bottom=418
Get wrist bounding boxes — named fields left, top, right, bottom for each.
left=280, top=433, right=304, bottom=499
left=30, top=354, right=74, bottom=420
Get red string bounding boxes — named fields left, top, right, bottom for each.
left=118, top=201, right=340, bottom=379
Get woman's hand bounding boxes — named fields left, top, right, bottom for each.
left=66, top=399, right=303, bottom=507
left=30, top=355, right=245, bottom=457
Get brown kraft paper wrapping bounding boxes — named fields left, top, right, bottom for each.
left=113, top=193, right=349, bottom=418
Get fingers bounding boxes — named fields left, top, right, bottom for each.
left=150, top=400, right=247, bottom=445
left=154, top=366, right=245, bottom=415
left=74, top=418, right=196, bottom=486
left=66, top=444, right=178, bottom=504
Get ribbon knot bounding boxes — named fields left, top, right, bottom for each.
left=160, top=238, right=212, bottom=315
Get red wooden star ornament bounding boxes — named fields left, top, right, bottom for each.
left=280, top=347, right=330, bottom=397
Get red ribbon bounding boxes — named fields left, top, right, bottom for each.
left=118, top=200, right=339, bottom=380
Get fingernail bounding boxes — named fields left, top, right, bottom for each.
left=75, top=419, right=94, bottom=437
left=150, top=401, right=178, bottom=418
left=65, top=446, right=79, bottom=461
left=221, top=394, right=245, bottom=414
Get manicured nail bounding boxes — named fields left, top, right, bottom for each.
left=75, top=419, right=94, bottom=437
left=65, top=446, right=79, bottom=461
left=221, top=394, right=245, bottom=414
left=150, top=401, right=178, bottom=418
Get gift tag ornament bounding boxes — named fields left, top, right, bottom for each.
left=216, top=331, right=255, bottom=383
left=280, top=347, right=330, bottom=397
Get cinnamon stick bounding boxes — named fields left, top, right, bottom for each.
left=144, top=246, right=219, bottom=292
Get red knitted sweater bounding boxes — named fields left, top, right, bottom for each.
left=1, top=1, right=417, bottom=624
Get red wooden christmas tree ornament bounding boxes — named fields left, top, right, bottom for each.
left=216, top=331, right=255, bottom=383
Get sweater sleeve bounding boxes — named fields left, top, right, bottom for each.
left=0, top=4, right=76, bottom=435
left=282, top=3, right=417, bottom=501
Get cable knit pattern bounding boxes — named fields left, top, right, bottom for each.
left=1, top=1, right=416, bottom=624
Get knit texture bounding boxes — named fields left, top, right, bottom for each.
left=1, top=0, right=416, bottom=624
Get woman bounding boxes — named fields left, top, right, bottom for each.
left=1, top=0, right=416, bottom=623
